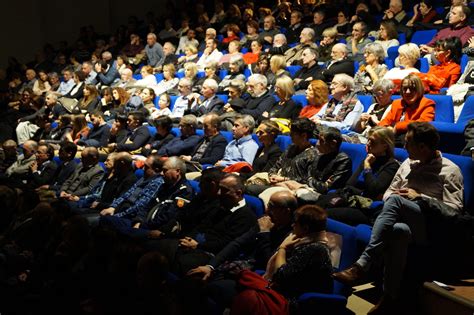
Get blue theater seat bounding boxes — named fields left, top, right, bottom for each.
left=391, top=94, right=454, bottom=123
left=411, top=30, right=437, bottom=46
left=286, top=65, right=302, bottom=77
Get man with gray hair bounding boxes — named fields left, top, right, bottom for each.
left=157, top=115, right=202, bottom=157
left=186, top=78, right=224, bottom=116
left=57, top=68, right=75, bottom=95
left=145, top=33, right=165, bottom=68
left=5, top=140, right=37, bottom=178
left=321, top=43, right=355, bottom=84
left=81, top=61, right=97, bottom=85
left=170, top=77, right=198, bottom=119
left=112, top=68, right=137, bottom=89
left=284, top=27, right=318, bottom=66
left=266, top=33, right=289, bottom=55
left=215, top=114, right=259, bottom=167
left=223, top=74, right=274, bottom=122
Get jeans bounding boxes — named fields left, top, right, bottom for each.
left=356, top=195, right=427, bottom=298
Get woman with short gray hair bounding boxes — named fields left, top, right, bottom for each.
left=354, top=43, right=388, bottom=93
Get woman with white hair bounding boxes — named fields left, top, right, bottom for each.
left=383, top=43, right=420, bottom=85
left=354, top=43, right=389, bottom=93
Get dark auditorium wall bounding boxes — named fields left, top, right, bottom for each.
left=0, top=0, right=176, bottom=68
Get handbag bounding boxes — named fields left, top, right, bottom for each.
left=230, top=269, right=289, bottom=315
left=58, top=97, right=79, bottom=113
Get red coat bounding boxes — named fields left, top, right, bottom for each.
left=379, top=97, right=435, bottom=133
left=299, top=104, right=323, bottom=118
left=417, top=61, right=461, bottom=93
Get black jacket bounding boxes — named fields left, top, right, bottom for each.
left=185, top=95, right=224, bottom=117
left=95, top=170, right=138, bottom=209
left=116, top=125, right=151, bottom=152
left=252, top=143, right=282, bottom=173
left=267, top=99, right=302, bottom=120
left=50, top=159, right=78, bottom=191
left=307, top=151, right=352, bottom=194
left=322, top=58, right=355, bottom=84
left=28, top=160, right=58, bottom=188
left=294, top=63, right=324, bottom=91
left=241, top=91, right=275, bottom=121
left=80, top=123, right=111, bottom=147
left=191, top=133, right=228, bottom=165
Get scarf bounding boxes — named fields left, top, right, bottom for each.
left=323, top=93, right=358, bottom=122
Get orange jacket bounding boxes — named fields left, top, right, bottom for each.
left=378, top=97, right=435, bottom=133
left=299, top=104, right=323, bottom=118
left=416, top=62, right=461, bottom=94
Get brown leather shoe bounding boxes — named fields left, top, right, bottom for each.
left=367, top=294, right=398, bottom=315
left=332, top=263, right=365, bottom=285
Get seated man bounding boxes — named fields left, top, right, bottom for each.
left=223, top=74, right=275, bottom=123
left=59, top=147, right=104, bottom=199
left=157, top=115, right=202, bottom=157
left=180, top=113, right=228, bottom=170
left=215, top=115, right=259, bottom=167
left=196, top=39, right=223, bottom=71
left=27, top=143, right=57, bottom=189
left=311, top=74, right=364, bottom=132
left=285, top=10, right=304, bottom=44
left=112, top=68, right=137, bottom=89
left=57, top=69, right=75, bottom=95
left=293, top=47, right=324, bottom=91
left=142, top=116, right=175, bottom=156
left=284, top=27, right=318, bottom=66
left=151, top=173, right=257, bottom=275
left=170, top=78, right=197, bottom=120
left=265, top=33, right=289, bottom=56
left=4, top=140, right=37, bottom=180
left=334, top=122, right=464, bottom=314
left=274, top=127, right=352, bottom=202
left=0, top=140, right=18, bottom=174
left=188, top=190, right=297, bottom=279
left=258, top=15, right=279, bottom=45
left=108, top=111, right=151, bottom=153
left=101, top=157, right=194, bottom=239
left=94, top=59, right=120, bottom=87
left=185, top=79, right=224, bottom=117
left=77, top=111, right=111, bottom=148
left=99, top=153, right=164, bottom=219
left=71, top=152, right=137, bottom=213
left=347, top=21, right=373, bottom=62
left=321, top=43, right=355, bottom=84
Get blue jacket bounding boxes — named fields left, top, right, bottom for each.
left=157, top=133, right=202, bottom=156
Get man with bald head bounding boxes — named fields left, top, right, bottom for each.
left=321, top=43, right=355, bottom=84
left=59, top=147, right=104, bottom=198
left=4, top=140, right=37, bottom=179
left=188, top=190, right=297, bottom=279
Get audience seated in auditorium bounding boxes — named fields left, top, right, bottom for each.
left=321, top=43, right=355, bottom=84
left=293, top=47, right=324, bottom=92
left=346, top=22, right=373, bottom=63
left=300, top=79, right=329, bottom=119
left=218, top=56, right=246, bottom=92
left=107, top=111, right=151, bottom=153
left=186, top=79, right=224, bottom=117
left=354, top=43, right=389, bottom=94
left=170, top=78, right=197, bottom=119
left=264, top=75, right=301, bottom=122
left=284, top=28, right=318, bottom=66
left=157, top=115, right=201, bottom=157
left=145, top=33, right=165, bottom=69
left=197, top=39, right=223, bottom=71
left=334, top=122, right=464, bottom=315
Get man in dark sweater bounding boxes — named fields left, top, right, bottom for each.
left=77, top=111, right=110, bottom=148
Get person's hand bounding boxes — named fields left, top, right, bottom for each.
left=262, top=111, right=269, bottom=118
left=420, top=45, right=433, bottom=54
left=108, top=143, right=117, bottom=151
left=413, top=4, right=420, bottom=16
left=203, top=47, right=212, bottom=56
left=94, top=63, right=102, bottom=73
left=36, top=184, right=49, bottom=191
left=369, top=114, right=380, bottom=125
left=69, top=195, right=80, bottom=202
left=148, top=230, right=162, bottom=239
left=180, top=237, right=198, bottom=249
left=100, top=207, right=115, bottom=216
left=364, top=153, right=376, bottom=169
left=258, top=215, right=274, bottom=232
left=224, top=106, right=234, bottom=113
left=395, top=188, right=421, bottom=200
left=468, top=37, right=474, bottom=49
left=359, top=113, right=370, bottom=122
left=279, top=233, right=300, bottom=251
left=133, top=222, right=141, bottom=229
left=278, top=180, right=304, bottom=191
left=30, top=161, right=38, bottom=172
left=384, top=9, right=394, bottom=19
left=269, top=174, right=285, bottom=184
left=309, top=116, right=320, bottom=124
left=180, top=155, right=192, bottom=161
left=90, top=201, right=99, bottom=209
left=350, top=15, right=358, bottom=23
left=59, top=191, right=69, bottom=198
left=187, top=265, right=213, bottom=280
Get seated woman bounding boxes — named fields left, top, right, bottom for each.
left=321, top=127, right=400, bottom=226
left=193, top=61, right=221, bottom=93
left=299, top=80, right=329, bottom=119
left=134, top=65, right=157, bottom=87
left=183, top=62, right=199, bottom=88
left=311, top=74, right=364, bottom=133
left=383, top=43, right=420, bottom=88
left=100, top=87, right=114, bottom=113
left=68, top=114, right=90, bottom=144
left=77, top=84, right=100, bottom=114
left=378, top=74, right=435, bottom=146
left=177, top=45, right=199, bottom=71
left=150, top=93, right=172, bottom=119
left=417, top=37, right=461, bottom=94
left=142, top=115, right=175, bottom=156
left=218, top=56, right=246, bottom=92
left=220, top=79, right=248, bottom=130
left=116, top=54, right=131, bottom=73
left=231, top=204, right=333, bottom=314
left=252, top=54, right=272, bottom=82
left=63, top=70, right=87, bottom=100
left=349, top=79, right=395, bottom=143
left=354, top=43, right=388, bottom=94
left=246, top=118, right=318, bottom=196
left=150, top=63, right=179, bottom=96
left=406, top=0, right=440, bottom=28
left=32, top=70, right=52, bottom=96
left=240, top=20, right=260, bottom=50
left=268, top=54, right=290, bottom=89
left=374, top=20, right=399, bottom=57
left=108, top=87, right=130, bottom=120
left=247, top=120, right=282, bottom=177
left=243, top=39, right=263, bottom=65
left=219, top=40, right=243, bottom=68
left=221, top=23, right=240, bottom=50
left=317, top=28, right=338, bottom=63
left=263, top=76, right=301, bottom=127
left=139, top=87, right=156, bottom=117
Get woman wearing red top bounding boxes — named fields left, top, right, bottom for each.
left=406, top=0, right=440, bottom=27
left=243, top=39, right=263, bottom=65
left=221, top=24, right=240, bottom=49
left=299, top=80, right=329, bottom=119
left=418, top=37, right=461, bottom=93
left=379, top=74, right=435, bottom=146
